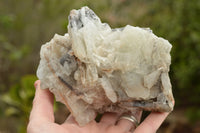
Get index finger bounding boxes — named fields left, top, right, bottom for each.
left=134, top=112, right=169, bottom=133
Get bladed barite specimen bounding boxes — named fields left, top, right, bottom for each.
left=37, top=6, right=174, bottom=126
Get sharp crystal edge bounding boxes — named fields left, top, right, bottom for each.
left=36, top=6, right=174, bottom=126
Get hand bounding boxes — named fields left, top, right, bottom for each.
left=27, top=80, right=171, bottom=133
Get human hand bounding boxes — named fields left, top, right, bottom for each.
left=27, top=80, right=171, bottom=133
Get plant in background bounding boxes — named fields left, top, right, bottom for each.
left=0, top=0, right=200, bottom=132
left=143, top=0, right=200, bottom=123
left=1, top=75, right=37, bottom=132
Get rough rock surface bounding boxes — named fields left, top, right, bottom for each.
left=37, top=6, right=174, bottom=126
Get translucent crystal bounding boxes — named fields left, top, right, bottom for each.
left=37, top=6, right=174, bottom=126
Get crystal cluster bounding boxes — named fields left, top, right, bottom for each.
left=37, top=6, right=174, bottom=126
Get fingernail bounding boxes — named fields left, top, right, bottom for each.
left=34, top=80, right=39, bottom=89
left=34, top=83, right=38, bottom=89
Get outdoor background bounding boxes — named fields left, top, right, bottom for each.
left=0, top=0, right=200, bottom=132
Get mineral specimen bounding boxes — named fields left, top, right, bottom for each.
left=37, top=6, right=174, bottom=126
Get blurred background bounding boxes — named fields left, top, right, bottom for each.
left=0, top=0, right=200, bottom=132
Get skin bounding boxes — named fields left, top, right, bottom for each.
left=27, top=80, right=172, bottom=133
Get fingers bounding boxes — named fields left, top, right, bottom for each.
left=134, top=112, right=169, bottom=133
left=29, top=80, right=55, bottom=123
left=63, top=114, right=77, bottom=124
left=61, top=114, right=80, bottom=131
left=117, top=110, right=142, bottom=132
left=62, top=114, right=97, bottom=132
left=117, top=118, right=135, bottom=132
left=100, top=112, right=120, bottom=125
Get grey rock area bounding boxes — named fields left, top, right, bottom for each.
left=37, top=6, right=174, bottom=126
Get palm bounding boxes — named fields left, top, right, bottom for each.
left=27, top=80, right=171, bottom=133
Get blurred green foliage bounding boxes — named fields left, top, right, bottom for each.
left=145, top=0, right=200, bottom=107
left=0, top=0, right=200, bottom=132
left=0, top=75, right=37, bottom=132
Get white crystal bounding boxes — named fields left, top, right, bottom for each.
left=37, top=6, right=174, bottom=126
